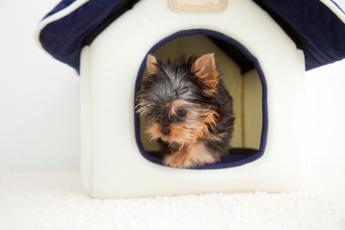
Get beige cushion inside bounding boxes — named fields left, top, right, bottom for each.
left=140, top=35, right=262, bottom=151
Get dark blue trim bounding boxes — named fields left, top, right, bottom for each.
left=254, top=0, right=345, bottom=70
left=134, top=29, right=268, bottom=170
left=38, top=0, right=345, bottom=73
left=39, top=0, right=139, bottom=73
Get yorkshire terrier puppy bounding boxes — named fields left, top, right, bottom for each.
left=136, top=53, right=234, bottom=168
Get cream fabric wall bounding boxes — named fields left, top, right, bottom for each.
left=78, top=0, right=306, bottom=197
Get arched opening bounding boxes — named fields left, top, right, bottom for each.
left=135, top=29, right=268, bottom=169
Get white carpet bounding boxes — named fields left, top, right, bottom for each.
left=0, top=173, right=344, bottom=230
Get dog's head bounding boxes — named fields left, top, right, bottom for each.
left=136, top=53, right=221, bottom=145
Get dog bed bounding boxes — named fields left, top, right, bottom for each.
left=36, top=0, right=345, bottom=197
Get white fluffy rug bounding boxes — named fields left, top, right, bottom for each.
left=0, top=173, right=344, bottom=230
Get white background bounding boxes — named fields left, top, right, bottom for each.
left=0, top=0, right=80, bottom=172
left=0, top=0, right=344, bottom=179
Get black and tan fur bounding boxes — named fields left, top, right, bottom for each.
left=136, top=53, right=234, bottom=168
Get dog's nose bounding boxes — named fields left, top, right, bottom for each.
left=161, top=127, right=170, bottom=135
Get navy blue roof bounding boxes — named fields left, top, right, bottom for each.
left=38, top=0, right=345, bottom=72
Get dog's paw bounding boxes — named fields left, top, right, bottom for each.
left=163, top=144, right=216, bottom=168
left=163, top=152, right=192, bottom=168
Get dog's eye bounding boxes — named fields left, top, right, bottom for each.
left=176, top=108, right=187, bottom=118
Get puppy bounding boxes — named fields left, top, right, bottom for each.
left=136, top=53, right=234, bottom=168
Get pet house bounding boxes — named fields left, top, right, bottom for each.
left=36, top=0, right=345, bottom=198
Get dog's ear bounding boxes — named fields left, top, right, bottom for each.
left=146, top=54, right=158, bottom=75
left=191, top=53, right=219, bottom=91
